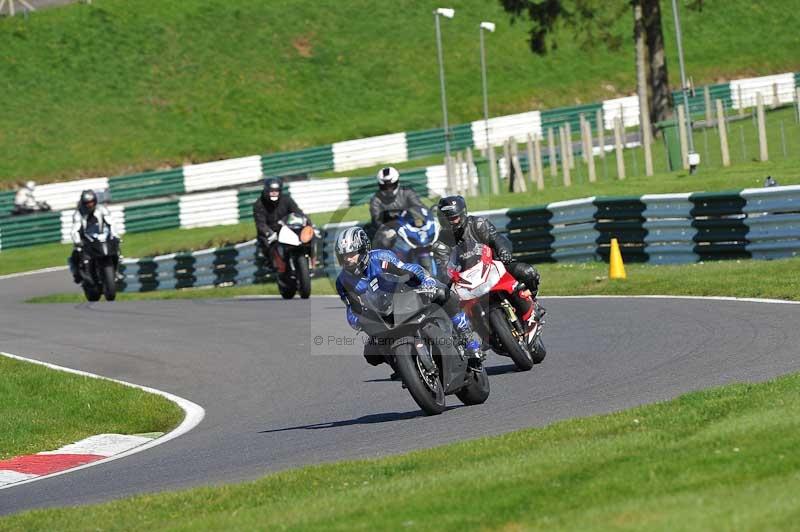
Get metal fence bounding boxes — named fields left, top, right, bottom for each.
left=117, top=186, right=800, bottom=293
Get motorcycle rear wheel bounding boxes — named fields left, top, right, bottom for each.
left=296, top=255, right=311, bottom=299
left=455, top=365, right=490, bottom=405
left=102, top=264, right=117, bottom=301
left=394, top=343, right=445, bottom=415
left=487, top=307, right=534, bottom=371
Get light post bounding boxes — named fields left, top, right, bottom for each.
left=434, top=7, right=455, bottom=174
left=670, top=0, right=699, bottom=172
left=479, top=21, right=496, bottom=153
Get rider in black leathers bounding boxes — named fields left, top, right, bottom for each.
left=434, top=195, right=543, bottom=329
left=253, top=177, right=305, bottom=267
left=370, top=166, right=426, bottom=249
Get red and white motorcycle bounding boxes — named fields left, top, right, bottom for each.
left=449, top=245, right=545, bottom=371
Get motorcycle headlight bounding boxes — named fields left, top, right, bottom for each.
left=300, top=225, right=315, bottom=244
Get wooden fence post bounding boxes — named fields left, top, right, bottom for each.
left=596, top=109, right=606, bottom=159
left=757, top=92, right=769, bottom=161
left=565, top=121, right=575, bottom=169
left=526, top=133, right=537, bottom=187
left=534, top=133, right=545, bottom=190
left=772, top=82, right=780, bottom=109
left=503, top=139, right=512, bottom=192
left=613, top=117, right=626, bottom=180
left=581, top=116, right=596, bottom=183
left=488, top=144, right=499, bottom=194
left=510, top=138, right=527, bottom=192
left=547, top=128, right=558, bottom=178
left=559, top=126, right=572, bottom=186
left=677, top=105, right=689, bottom=170
left=716, top=99, right=730, bottom=167
left=465, top=149, right=478, bottom=197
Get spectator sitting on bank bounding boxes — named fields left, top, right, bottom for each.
left=764, top=175, right=779, bottom=188
left=12, top=181, right=51, bottom=215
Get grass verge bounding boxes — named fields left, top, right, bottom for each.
left=2, top=364, right=799, bottom=529
left=28, top=257, right=800, bottom=304
left=1, top=0, right=798, bottom=183
left=0, top=355, right=183, bottom=460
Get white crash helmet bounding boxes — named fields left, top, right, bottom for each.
left=376, top=166, right=400, bottom=194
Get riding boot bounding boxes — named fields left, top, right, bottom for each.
left=451, top=312, right=484, bottom=363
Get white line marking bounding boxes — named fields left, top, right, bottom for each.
left=0, top=352, right=205, bottom=491
left=233, top=294, right=340, bottom=300
left=37, top=434, right=155, bottom=457
left=542, top=295, right=800, bottom=305
left=0, top=265, right=68, bottom=280
left=0, top=471, right=37, bottom=487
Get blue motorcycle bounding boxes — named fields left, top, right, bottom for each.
left=393, top=207, right=441, bottom=278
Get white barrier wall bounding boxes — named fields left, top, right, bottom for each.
left=179, top=190, right=239, bottom=229
left=332, top=133, right=408, bottom=173
left=470, top=111, right=543, bottom=149
left=602, top=95, right=640, bottom=129
left=183, top=156, right=263, bottom=193
left=730, top=73, right=797, bottom=109
left=289, top=178, right=350, bottom=214
left=35, top=177, right=109, bottom=212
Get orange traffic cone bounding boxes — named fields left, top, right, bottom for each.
left=609, top=238, right=626, bottom=279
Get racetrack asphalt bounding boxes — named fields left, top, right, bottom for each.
left=2, top=271, right=800, bottom=515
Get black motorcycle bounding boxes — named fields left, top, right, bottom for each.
left=273, top=213, right=317, bottom=299
left=78, top=222, right=120, bottom=302
left=358, top=273, right=490, bottom=415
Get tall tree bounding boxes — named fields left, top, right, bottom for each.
left=499, top=0, right=678, bottom=125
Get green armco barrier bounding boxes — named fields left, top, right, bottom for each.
left=688, top=191, right=747, bottom=217
left=237, top=188, right=261, bottom=221
left=348, top=169, right=428, bottom=207
left=541, top=102, right=602, bottom=131
left=109, top=168, right=185, bottom=202
left=261, top=145, right=333, bottom=177
left=0, top=211, right=62, bottom=249
left=406, top=123, right=473, bottom=159
left=124, top=200, right=180, bottom=233
left=0, top=190, right=16, bottom=217
left=671, top=82, right=732, bottom=118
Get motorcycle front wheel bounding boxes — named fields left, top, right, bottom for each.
left=82, top=281, right=101, bottom=302
left=487, top=307, right=534, bottom=371
left=102, top=264, right=117, bottom=301
left=394, top=342, right=445, bottom=415
left=455, top=364, right=490, bottom=405
left=296, top=255, right=311, bottom=299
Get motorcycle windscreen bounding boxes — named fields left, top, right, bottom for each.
left=278, top=225, right=301, bottom=246
left=452, top=260, right=506, bottom=301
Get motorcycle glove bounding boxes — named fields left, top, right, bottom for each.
left=420, top=277, right=438, bottom=289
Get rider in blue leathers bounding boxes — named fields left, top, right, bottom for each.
left=334, top=226, right=481, bottom=370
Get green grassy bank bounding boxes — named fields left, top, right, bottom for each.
left=1, top=0, right=798, bottom=184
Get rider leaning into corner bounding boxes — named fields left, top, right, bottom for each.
left=253, top=177, right=306, bottom=267
left=369, top=166, right=427, bottom=249
left=433, top=195, right=545, bottom=333
left=69, top=190, right=120, bottom=284
left=334, top=226, right=483, bottom=373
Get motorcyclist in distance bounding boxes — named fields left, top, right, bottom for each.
left=253, top=177, right=306, bottom=268
left=334, top=226, right=482, bottom=373
left=369, top=166, right=426, bottom=250
left=69, top=190, right=119, bottom=284
left=435, top=195, right=544, bottom=332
